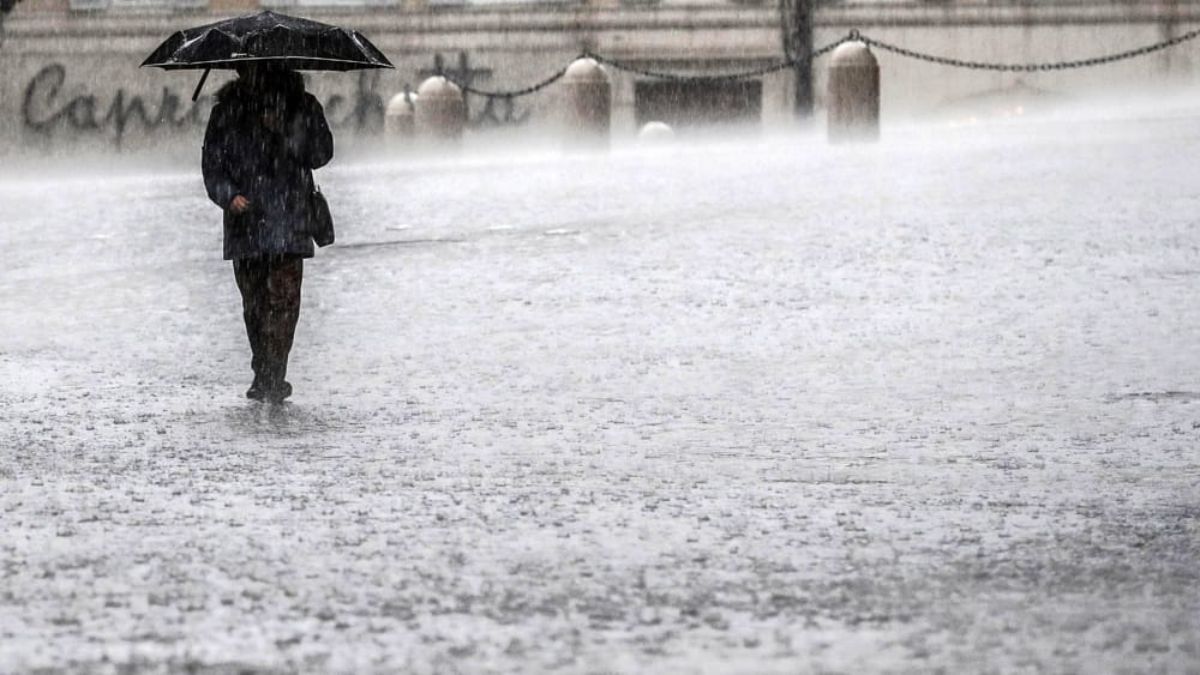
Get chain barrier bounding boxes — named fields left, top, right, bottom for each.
left=856, top=27, right=1200, bottom=72
left=445, top=63, right=573, bottom=98
left=589, top=39, right=848, bottom=83
left=439, top=39, right=849, bottom=99
left=435, top=27, right=1200, bottom=100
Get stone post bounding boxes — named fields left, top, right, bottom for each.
left=385, top=88, right=418, bottom=141
left=637, top=121, right=674, bottom=144
left=560, top=57, right=612, bottom=148
left=827, top=41, right=880, bottom=143
left=414, top=76, right=466, bottom=143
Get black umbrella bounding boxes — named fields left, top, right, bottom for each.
left=141, top=10, right=393, bottom=100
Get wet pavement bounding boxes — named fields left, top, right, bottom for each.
left=1, top=115, right=1199, bottom=673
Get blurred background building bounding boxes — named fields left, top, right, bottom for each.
left=1, top=0, right=1198, bottom=154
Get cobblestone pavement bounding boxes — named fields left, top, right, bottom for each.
left=1, top=115, right=1198, bottom=673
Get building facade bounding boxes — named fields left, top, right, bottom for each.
left=2, top=0, right=1198, bottom=156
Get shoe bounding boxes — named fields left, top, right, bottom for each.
left=265, top=380, right=293, bottom=403
left=245, top=378, right=267, bottom=401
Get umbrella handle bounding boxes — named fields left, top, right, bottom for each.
left=192, top=68, right=211, bottom=102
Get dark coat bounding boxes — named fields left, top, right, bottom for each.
left=202, top=73, right=333, bottom=261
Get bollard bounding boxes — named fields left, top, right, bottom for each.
left=414, top=76, right=466, bottom=143
left=560, top=57, right=612, bottom=148
left=384, top=88, right=418, bottom=140
left=827, top=41, right=880, bottom=143
left=637, top=121, right=675, bottom=144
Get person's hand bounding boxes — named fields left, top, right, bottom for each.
left=230, top=195, right=251, bottom=214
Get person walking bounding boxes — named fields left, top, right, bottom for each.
left=202, top=63, right=334, bottom=403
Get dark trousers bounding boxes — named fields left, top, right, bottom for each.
left=233, top=255, right=304, bottom=388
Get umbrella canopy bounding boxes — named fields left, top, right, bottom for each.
left=140, top=10, right=393, bottom=72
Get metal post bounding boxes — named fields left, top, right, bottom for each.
left=1161, top=0, right=1181, bottom=77
left=791, top=0, right=815, bottom=118
left=0, top=0, right=11, bottom=53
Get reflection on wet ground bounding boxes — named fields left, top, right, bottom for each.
left=220, top=403, right=335, bottom=436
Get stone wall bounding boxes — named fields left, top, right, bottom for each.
left=2, top=1, right=1198, bottom=158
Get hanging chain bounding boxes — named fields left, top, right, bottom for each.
left=445, top=62, right=573, bottom=98
left=441, top=40, right=847, bottom=97
left=859, top=27, right=1200, bottom=72
left=584, top=39, right=847, bottom=84
left=434, top=27, right=1200, bottom=100
left=590, top=53, right=790, bottom=83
